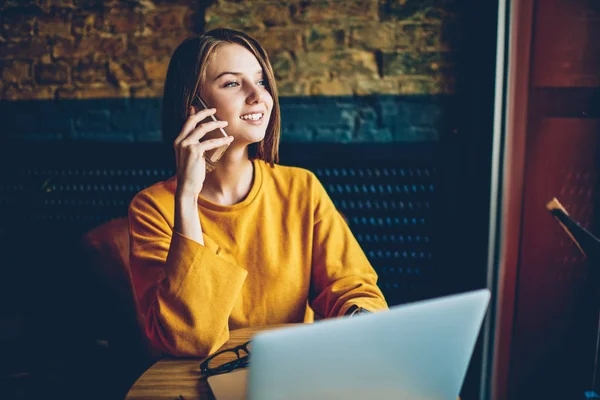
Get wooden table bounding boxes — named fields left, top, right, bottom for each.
left=125, top=325, right=288, bottom=400
left=126, top=324, right=462, bottom=400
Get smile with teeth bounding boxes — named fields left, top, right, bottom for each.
left=239, top=113, right=263, bottom=121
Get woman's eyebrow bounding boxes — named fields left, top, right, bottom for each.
left=213, top=70, right=264, bottom=81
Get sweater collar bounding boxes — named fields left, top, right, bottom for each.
left=196, top=159, right=264, bottom=212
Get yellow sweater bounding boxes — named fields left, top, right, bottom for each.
left=128, top=159, right=388, bottom=357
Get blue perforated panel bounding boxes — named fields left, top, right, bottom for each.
left=0, top=143, right=444, bottom=305
left=313, top=165, right=440, bottom=305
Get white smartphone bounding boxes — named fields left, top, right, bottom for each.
left=193, top=95, right=230, bottom=171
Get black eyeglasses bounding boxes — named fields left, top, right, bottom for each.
left=199, top=341, right=252, bottom=376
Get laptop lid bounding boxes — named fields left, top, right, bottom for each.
left=246, top=288, right=491, bottom=400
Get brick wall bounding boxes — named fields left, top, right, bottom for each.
left=0, top=0, right=462, bottom=142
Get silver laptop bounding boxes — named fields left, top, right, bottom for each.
left=208, top=289, right=491, bottom=400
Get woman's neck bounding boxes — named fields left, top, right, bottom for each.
left=199, top=146, right=255, bottom=206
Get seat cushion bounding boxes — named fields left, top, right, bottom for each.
left=81, top=217, right=159, bottom=359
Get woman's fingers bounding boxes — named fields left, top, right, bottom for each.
left=174, top=107, right=218, bottom=146
left=196, top=135, right=234, bottom=153
left=181, top=120, right=229, bottom=146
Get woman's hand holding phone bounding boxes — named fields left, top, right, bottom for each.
left=174, top=107, right=234, bottom=196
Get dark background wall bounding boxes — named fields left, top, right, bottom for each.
left=0, top=0, right=461, bottom=143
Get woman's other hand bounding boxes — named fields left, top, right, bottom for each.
left=173, top=107, right=234, bottom=196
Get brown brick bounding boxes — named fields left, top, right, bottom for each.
left=0, top=39, right=48, bottom=59
left=72, top=0, right=116, bottom=7
left=1, top=12, right=36, bottom=38
left=252, top=2, right=291, bottom=27
left=402, top=23, right=442, bottom=51
left=276, top=80, right=310, bottom=96
left=250, top=28, right=302, bottom=52
left=270, top=51, right=294, bottom=81
left=73, top=60, right=106, bottom=83
left=1, top=60, right=33, bottom=84
left=397, top=25, right=413, bottom=49
left=108, top=59, right=146, bottom=85
left=339, top=50, right=378, bottom=78
left=294, top=52, right=331, bottom=80
left=2, top=84, right=55, bottom=100
left=351, top=22, right=404, bottom=51
left=144, top=59, right=169, bottom=81
left=105, top=67, right=130, bottom=90
left=125, top=80, right=148, bottom=91
left=381, top=50, right=452, bottom=76
left=37, top=11, right=71, bottom=37
left=89, top=36, right=127, bottom=58
left=102, top=8, right=144, bottom=34
left=35, top=62, right=70, bottom=84
left=71, top=13, right=99, bottom=36
left=204, top=2, right=263, bottom=31
left=397, top=77, right=444, bottom=95
left=292, top=0, right=378, bottom=23
left=51, top=37, right=75, bottom=58
left=353, top=77, right=399, bottom=95
left=56, top=84, right=128, bottom=99
left=131, top=84, right=164, bottom=98
left=52, top=36, right=126, bottom=59
left=37, top=1, right=76, bottom=12
left=378, top=1, right=452, bottom=21
left=305, top=26, right=346, bottom=51
left=146, top=7, right=187, bottom=31
left=303, top=50, right=378, bottom=80
left=128, top=32, right=190, bottom=58
left=310, top=79, right=353, bottom=96
left=0, top=0, right=462, bottom=102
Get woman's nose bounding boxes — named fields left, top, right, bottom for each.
left=245, top=83, right=264, bottom=104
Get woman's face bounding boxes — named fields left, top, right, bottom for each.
left=200, top=43, right=274, bottom=146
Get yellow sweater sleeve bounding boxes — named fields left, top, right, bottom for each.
left=128, top=190, right=248, bottom=357
left=308, top=174, right=389, bottom=318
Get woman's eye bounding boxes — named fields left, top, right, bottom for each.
left=224, top=81, right=239, bottom=88
left=258, top=80, right=268, bottom=86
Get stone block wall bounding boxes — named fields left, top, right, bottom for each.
left=205, top=0, right=460, bottom=97
left=0, top=0, right=463, bottom=142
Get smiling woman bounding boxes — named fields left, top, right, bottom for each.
left=128, top=28, right=389, bottom=358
